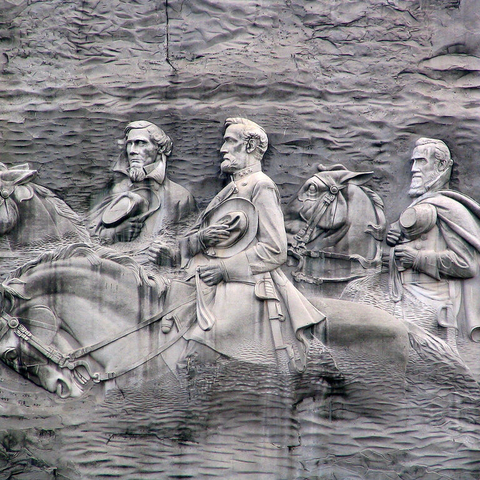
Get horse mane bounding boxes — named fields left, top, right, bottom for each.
left=5, top=243, right=164, bottom=290
left=32, top=184, right=91, bottom=242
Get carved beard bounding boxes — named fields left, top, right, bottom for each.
left=408, top=183, right=427, bottom=197
left=128, top=165, right=146, bottom=182
left=408, top=169, right=450, bottom=198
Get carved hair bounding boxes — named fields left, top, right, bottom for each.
left=225, top=117, right=268, bottom=160
left=415, top=137, right=453, bottom=169
left=124, top=121, right=173, bottom=157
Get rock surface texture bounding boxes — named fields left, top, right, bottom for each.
left=1, top=1, right=480, bottom=479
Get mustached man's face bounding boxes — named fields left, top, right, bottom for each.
left=219, top=125, right=249, bottom=174
left=125, top=128, right=158, bottom=182
left=408, top=145, right=439, bottom=197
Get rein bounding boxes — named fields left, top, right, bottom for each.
left=0, top=293, right=196, bottom=384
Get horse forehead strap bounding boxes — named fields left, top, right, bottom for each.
left=313, top=173, right=346, bottom=195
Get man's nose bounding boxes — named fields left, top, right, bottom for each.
left=411, top=159, right=420, bottom=172
left=129, top=143, right=139, bottom=154
left=220, top=143, right=228, bottom=153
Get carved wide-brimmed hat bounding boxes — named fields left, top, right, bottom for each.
left=399, top=203, right=437, bottom=239
left=202, top=197, right=258, bottom=258
left=101, top=191, right=147, bottom=227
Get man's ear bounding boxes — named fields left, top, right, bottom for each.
left=245, top=136, right=260, bottom=154
left=437, top=158, right=452, bottom=172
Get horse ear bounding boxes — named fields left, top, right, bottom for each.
left=338, top=170, right=374, bottom=186
left=3, top=169, right=38, bottom=187
left=1, top=278, right=30, bottom=300
left=317, top=164, right=347, bottom=172
left=12, top=185, right=34, bottom=203
left=9, top=163, right=32, bottom=172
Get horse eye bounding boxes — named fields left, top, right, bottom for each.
left=4, top=348, right=18, bottom=362
left=307, top=184, right=317, bottom=193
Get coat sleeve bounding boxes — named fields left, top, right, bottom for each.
left=411, top=199, right=480, bottom=280
left=222, top=179, right=288, bottom=281
left=413, top=221, right=479, bottom=280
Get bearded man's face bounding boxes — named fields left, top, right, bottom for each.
left=125, top=128, right=158, bottom=182
left=408, top=145, right=439, bottom=197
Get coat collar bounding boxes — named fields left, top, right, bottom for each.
left=231, top=162, right=262, bottom=181
left=112, top=156, right=166, bottom=185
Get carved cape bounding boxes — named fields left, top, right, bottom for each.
left=180, top=165, right=326, bottom=371
left=397, top=190, right=480, bottom=341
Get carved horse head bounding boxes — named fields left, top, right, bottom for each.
left=0, top=163, right=37, bottom=235
left=0, top=163, right=89, bottom=248
left=284, top=164, right=386, bottom=289
left=0, top=244, right=171, bottom=398
left=285, top=164, right=380, bottom=249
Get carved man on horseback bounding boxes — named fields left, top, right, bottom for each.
left=178, top=118, right=326, bottom=372
left=89, top=121, right=197, bottom=244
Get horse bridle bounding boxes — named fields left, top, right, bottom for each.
left=0, top=310, right=99, bottom=386
left=290, top=173, right=346, bottom=251
left=0, top=292, right=196, bottom=386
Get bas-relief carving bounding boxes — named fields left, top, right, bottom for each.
left=344, top=138, right=480, bottom=379
left=0, top=163, right=90, bottom=248
left=284, top=163, right=386, bottom=298
left=1, top=121, right=480, bottom=478
left=0, top=162, right=91, bottom=276
left=89, top=120, right=197, bottom=246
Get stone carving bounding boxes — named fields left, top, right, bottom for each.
left=2, top=0, right=480, bottom=477
left=384, top=138, right=480, bottom=368
left=0, top=162, right=90, bottom=270
left=0, top=120, right=474, bottom=407
left=179, top=118, right=327, bottom=372
left=284, top=164, right=385, bottom=297
left=89, top=121, right=197, bottom=244
left=1, top=122, right=479, bottom=480
left=0, top=238, right=476, bottom=415
left=0, top=244, right=173, bottom=398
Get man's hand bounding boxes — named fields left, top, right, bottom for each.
left=148, top=243, right=177, bottom=267
left=199, top=224, right=231, bottom=248
left=115, top=218, right=145, bottom=242
left=197, top=264, right=225, bottom=286
left=386, top=224, right=402, bottom=247
left=392, top=245, right=417, bottom=271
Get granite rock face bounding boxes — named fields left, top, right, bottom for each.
left=1, top=0, right=479, bottom=219
left=1, top=1, right=480, bottom=479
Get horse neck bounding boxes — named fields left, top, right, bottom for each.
left=340, top=185, right=381, bottom=259
left=12, top=256, right=165, bottom=347
left=11, top=194, right=64, bottom=246
left=11, top=188, right=89, bottom=247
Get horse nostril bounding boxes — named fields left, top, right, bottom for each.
left=1, top=189, right=9, bottom=199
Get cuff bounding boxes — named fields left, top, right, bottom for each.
left=221, top=252, right=253, bottom=282
left=412, top=250, right=441, bottom=280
